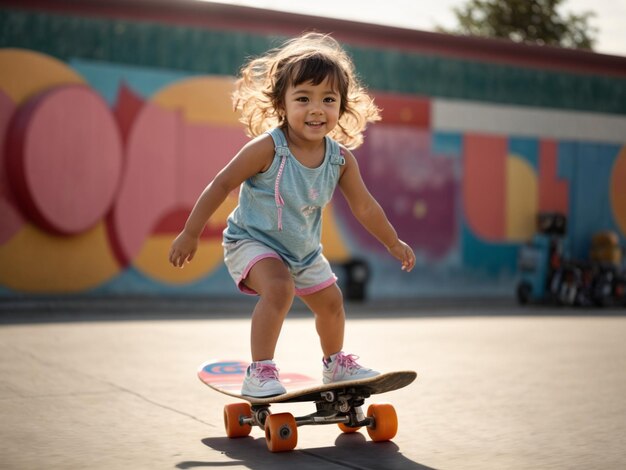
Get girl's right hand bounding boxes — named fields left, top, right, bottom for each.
left=169, top=231, right=199, bottom=268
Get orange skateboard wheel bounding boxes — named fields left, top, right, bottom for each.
left=265, top=413, right=298, bottom=452
left=338, top=423, right=362, bottom=433
left=366, top=404, right=398, bottom=442
left=223, top=403, right=252, bottom=438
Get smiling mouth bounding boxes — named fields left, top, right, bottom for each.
left=306, top=121, right=325, bottom=127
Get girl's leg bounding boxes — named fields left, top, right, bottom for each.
left=299, top=283, right=345, bottom=358
left=301, top=283, right=378, bottom=383
left=243, top=257, right=295, bottom=362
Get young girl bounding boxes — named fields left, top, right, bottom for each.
left=169, top=32, right=415, bottom=397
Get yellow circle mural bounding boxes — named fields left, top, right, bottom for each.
left=506, top=155, right=538, bottom=241
left=0, top=49, right=85, bottom=103
left=152, top=76, right=240, bottom=125
left=134, top=199, right=238, bottom=285
left=0, top=223, right=120, bottom=293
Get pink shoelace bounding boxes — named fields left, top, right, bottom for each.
left=252, top=363, right=280, bottom=384
left=328, top=353, right=362, bottom=381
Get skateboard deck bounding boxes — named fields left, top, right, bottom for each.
left=197, top=360, right=417, bottom=452
left=198, top=359, right=416, bottom=404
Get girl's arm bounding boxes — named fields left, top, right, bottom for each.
left=338, top=148, right=415, bottom=272
left=168, top=135, right=275, bottom=268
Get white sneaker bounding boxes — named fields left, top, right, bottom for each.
left=322, top=352, right=379, bottom=384
left=241, top=360, right=286, bottom=397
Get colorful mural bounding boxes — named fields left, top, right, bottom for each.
left=0, top=50, right=352, bottom=294
left=1, top=4, right=625, bottom=299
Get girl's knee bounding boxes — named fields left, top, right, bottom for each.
left=272, top=277, right=296, bottom=299
left=262, top=277, right=295, bottom=310
left=314, top=286, right=345, bottom=318
left=326, top=297, right=345, bottom=318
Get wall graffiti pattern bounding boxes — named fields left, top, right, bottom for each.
left=0, top=48, right=625, bottom=298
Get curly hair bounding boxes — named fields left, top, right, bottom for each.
left=233, top=32, right=380, bottom=149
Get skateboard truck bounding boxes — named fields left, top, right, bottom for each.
left=246, top=386, right=368, bottom=429
left=229, top=385, right=387, bottom=451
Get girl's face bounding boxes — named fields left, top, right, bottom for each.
left=281, top=76, right=341, bottom=144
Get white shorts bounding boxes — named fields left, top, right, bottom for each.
left=223, top=239, right=337, bottom=296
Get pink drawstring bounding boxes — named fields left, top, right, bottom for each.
left=274, top=154, right=287, bottom=231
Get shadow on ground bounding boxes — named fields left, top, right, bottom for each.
left=175, top=434, right=436, bottom=469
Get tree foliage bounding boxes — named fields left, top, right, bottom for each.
left=442, top=0, right=597, bottom=49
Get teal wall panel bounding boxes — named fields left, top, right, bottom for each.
left=1, top=8, right=625, bottom=114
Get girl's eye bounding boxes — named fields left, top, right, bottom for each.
left=324, top=97, right=337, bottom=103
left=296, top=97, right=309, bottom=102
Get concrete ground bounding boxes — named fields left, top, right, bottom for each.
left=0, top=299, right=625, bottom=469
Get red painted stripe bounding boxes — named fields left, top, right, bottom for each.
left=538, top=140, right=569, bottom=214
left=373, top=92, right=430, bottom=128
left=463, top=134, right=507, bottom=241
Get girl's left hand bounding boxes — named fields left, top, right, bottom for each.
left=388, top=240, right=415, bottom=272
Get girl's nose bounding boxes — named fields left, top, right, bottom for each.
left=310, top=102, right=323, bottom=113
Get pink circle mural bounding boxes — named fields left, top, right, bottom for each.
left=6, top=85, right=123, bottom=235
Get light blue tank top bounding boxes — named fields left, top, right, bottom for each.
left=224, top=127, right=345, bottom=268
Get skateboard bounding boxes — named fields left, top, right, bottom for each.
left=198, top=360, right=417, bottom=452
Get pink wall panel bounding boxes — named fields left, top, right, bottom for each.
left=108, top=101, right=179, bottom=264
